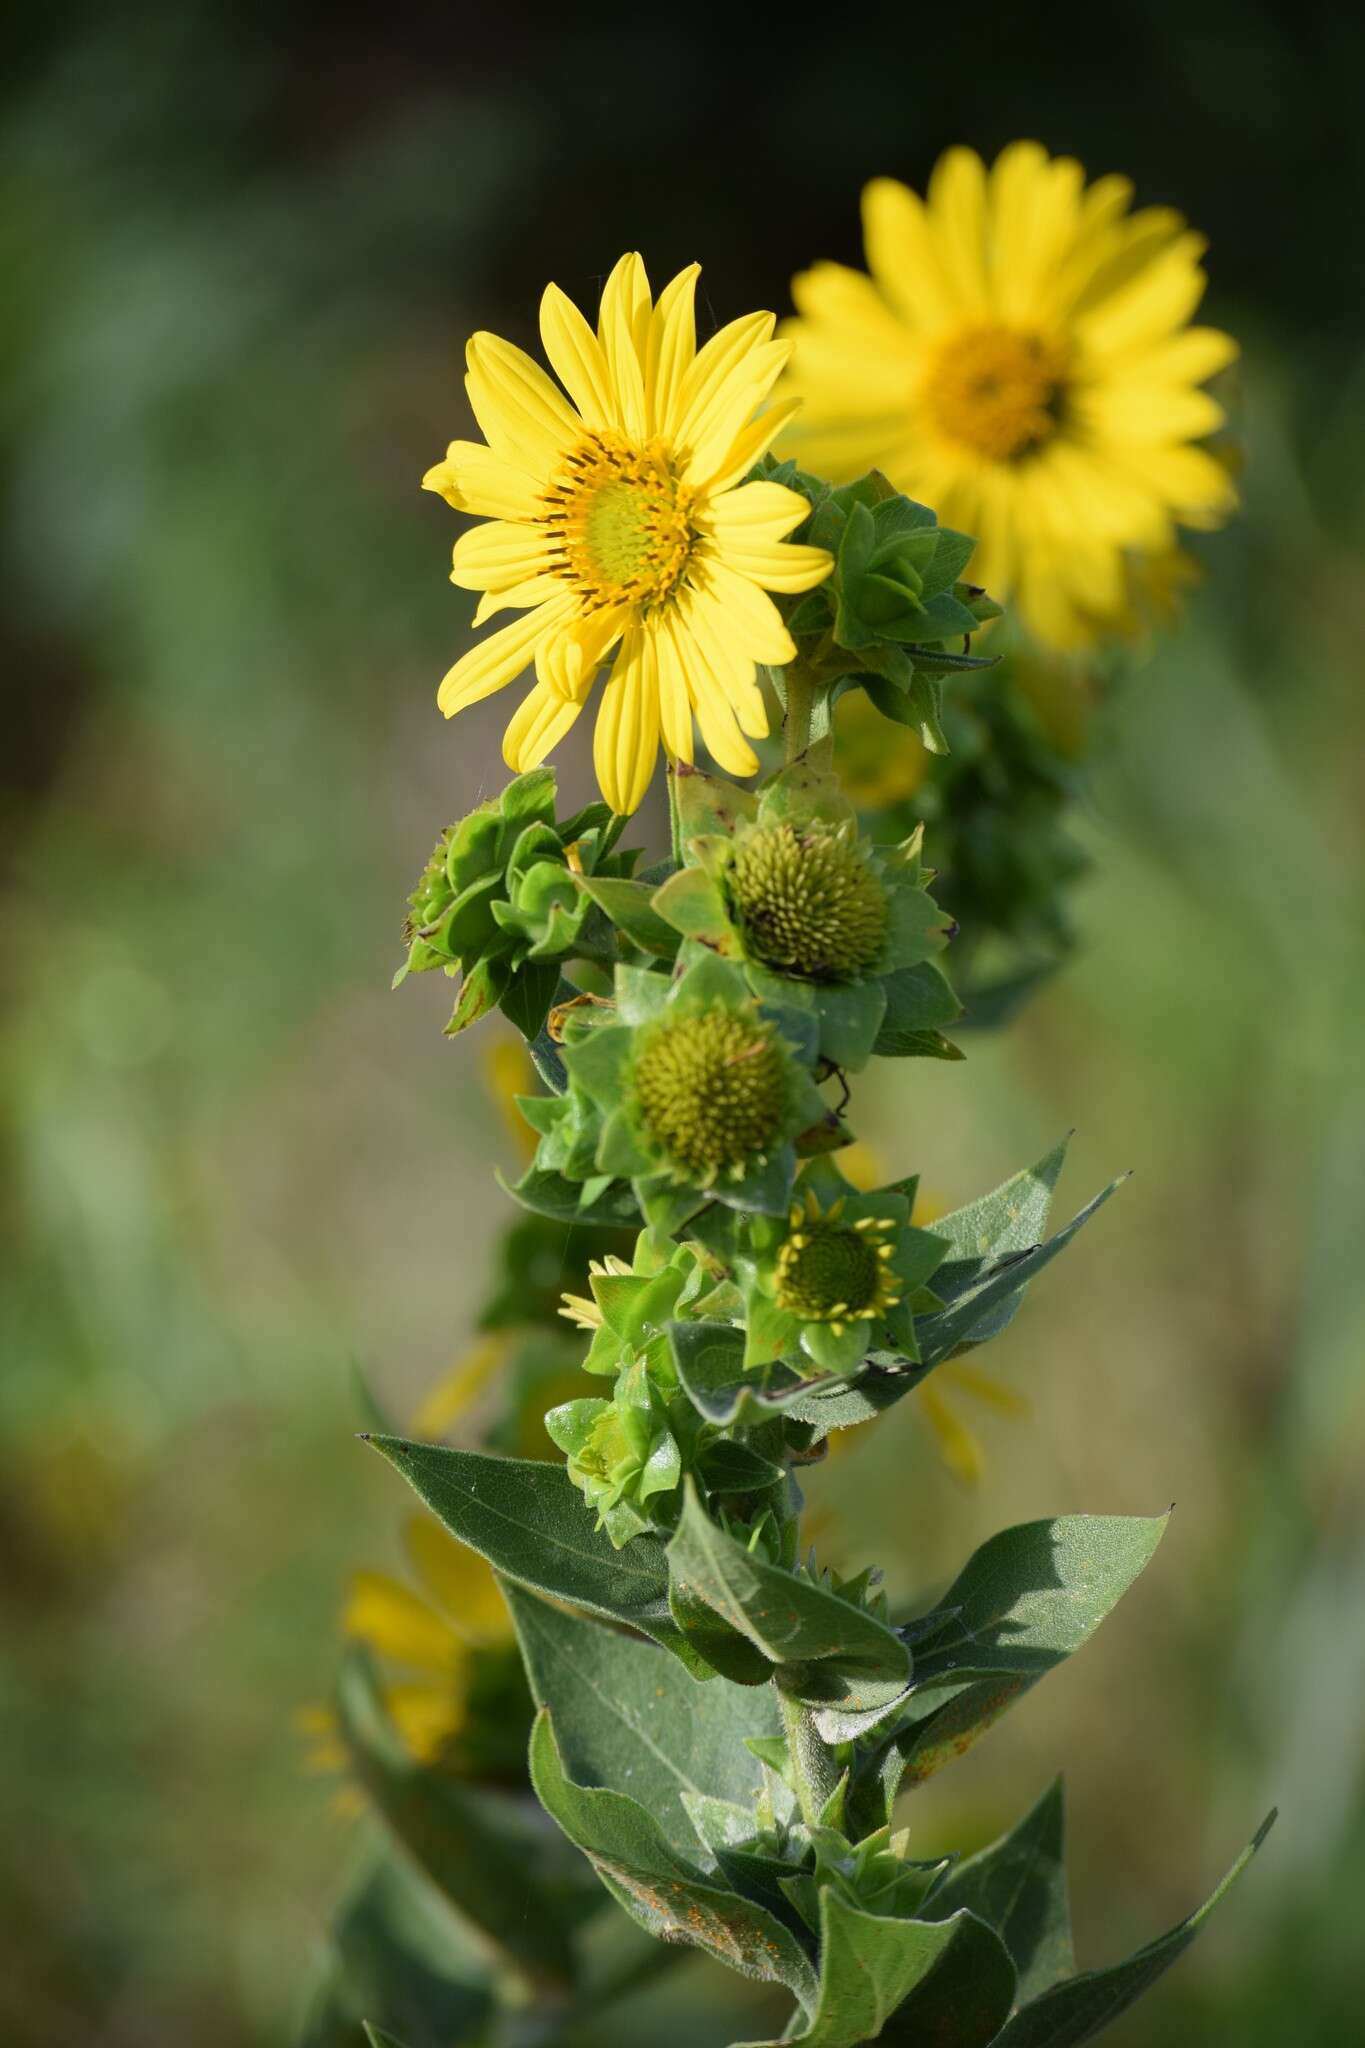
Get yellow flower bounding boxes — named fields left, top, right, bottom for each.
left=832, top=688, right=929, bottom=810
left=340, top=1513, right=513, bottom=1766
left=424, top=254, right=832, bottom=812
left=781, top=143, right=1237, bottom=650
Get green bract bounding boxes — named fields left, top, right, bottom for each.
left=555, top=951, right=839, bottom=1232
left=654, top=762, right=960, bottom=1069
left=756, top=457, right=1003, bottom=755
left=393, top=764, right=664, bottom=1042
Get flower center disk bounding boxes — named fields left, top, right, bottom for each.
left=729, top=822, right=888, bottom=981
left=632, top=1005, right=788, bottom=1181
left=924, top=325, right=1069, bottom=463
left=544, top=431, right=696, bottom=611
left=776, top=1219, right=885, bottom=1323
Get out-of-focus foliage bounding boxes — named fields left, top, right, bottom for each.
left=3, top=5, right=1364, bottom=2046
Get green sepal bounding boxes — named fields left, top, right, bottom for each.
left=499, top=1161, right=642, bottom=1230
left=575, top=873, right=680, bottom=958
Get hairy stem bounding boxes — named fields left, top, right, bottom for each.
left=779, top=1686, right=842, bottom=1830
left=783, top=662, right=817, bottom=763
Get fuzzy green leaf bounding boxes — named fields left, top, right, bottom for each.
left=364, top=1438, right=677, bottom=1646
left=736, top=1891, right=1015, bottom=2047
left=529, top=1711, right=819, bottom=2008
left=991, top=1813, right=1276, bottom=2047
left=667, top=1482, right=909, bottom=1720
left=927, top=1777, right=1074, bottom=2003
left=335, top=1649, right=578, bottom=1991
left=505, top=1583, right=780, bottom=1864
left=498, top=1162, right=642, bottom=1229
left=890, top=1514, right=1169, bottom=1793
left=576, top=873, right=680, bottom=957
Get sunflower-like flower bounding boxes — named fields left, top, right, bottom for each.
left=652, top=761, right=958, bottom=1069
left=423, top=255, right=833, bottom=812
left=780, top=143, right=1237, bottom=649
left=555, top=952, right=837, bottom=1232
left=738, top=1156, right=947, bottom=1373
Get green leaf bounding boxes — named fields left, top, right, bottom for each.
left=529, top=1711, right=819, bottom=2009
left=299, top=1852, right=493, bottom=2048
left=931, top=1141, right=1070, bottom=1260
left=927, top=1778, right=1073, bottom=2003
left=497, top=958, right=559, bottom=1041
left=872, top=962, right=963, bottom=1058
left=364, top=1437, right=678, bottom=1646
left=916, top=1176, right=1124, bottom=1367
left=667, top=1482, right=909, bottom=1724
left=335, top=1649, right=578, bottom=1991
left=576, top=873, right=680, bottom=957
left=363, top=2029, right=411, bottom=2048
left=442, top=956, right=509, bottom=1036
left=890, top=1513, right=1169, bottom=1792
left=991, top=1813, right=1276, bottom=2047
left=736, top=1891, right=1015, bottom=2047
left=499, top=1162, right=642, bottom=1229
left=669, top=1318, right=834, bottom=1428
left=505, top=1583, right=780, bottom=1865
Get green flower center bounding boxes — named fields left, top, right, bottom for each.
left=544, top=432, right=695, bottom=610
left=774, top=1208, right=900, bottom=1326
left=632, top=1004, right=789, bottom=1180
left=729, top=822, right=888, bottom=981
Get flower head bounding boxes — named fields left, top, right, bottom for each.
left=555, top=951, right=837, bottom=1230
left=425, top=256, right=832, bottom=811
left=739, top=1155, right=948, bottom=1374
left=652, top=763, right=959, bottom=1070
left=781, top=144, right=1237, bottom=649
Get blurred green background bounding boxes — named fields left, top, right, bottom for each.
left=4, top=4, right=1363, bottom=2043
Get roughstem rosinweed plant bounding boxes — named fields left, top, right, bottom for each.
left=307, top=168, right=1270, bottom=2048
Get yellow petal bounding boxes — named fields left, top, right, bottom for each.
left=861, top=176, right=957, bottom=329
left=671, top=310, right=777, bottom=451
left=674, top=582, right=766, bottom=724
left=437, top=595, right=573, bottom=717
left=536, top=603, right=626, bottom=700
left=681, top=341, right=789, bottom=488
left=503, top=674, right=586, bottom=771
left=343, top=1571, right=460, bottom=1675
left=644, top=263, right=699, bottom=437
left=652, top=611, right=695, bottom=764
left=410, top=1335, right=508, bottom=1437
left=466, top=331, right=580, bottom=471
left=689, top=557, right=796, bottom=665
left=700, top=479, right=811, bottom=542
left=424, top=440, right=544, bottom=520
left=592, top=630, right=659, bottom=813
left=539, top=281, right=615, bottom=428
left=596, top=252, right=650, bottom=441
left=926, top=146, right=991, bottom=317
left=403, top=1515, right=511, bottom=1643
left=699, top=396, right=803, bottom=497
left=1075, top=233, right=1208, bottom=357
left=707, top=536, right=833, bottom=594
left=385, top=1680, right=465, bottom=1764
left=472, top=574, right=564, bottom=626
left=450, top=519, right=553, bottom=592
left=915, top=1384, right=984, bottom=1488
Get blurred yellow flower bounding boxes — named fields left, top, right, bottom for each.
left=831, top=689, right=929, bottom=810
left=303, top=1513, right=514, bottom=1785
left=425, top=254, right=832, bottom=812
left=782, top=143, right=1236, bottom=650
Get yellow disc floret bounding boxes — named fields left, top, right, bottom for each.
left=923, top=326, right=1069, bottom=464
left=632, top=1004, right=789, bottom=1181
left=545, top=432, right=696, bottom=612
left=729, top=821, right=888, bottom=981
left=774, top=1193, right=901, bottom=1334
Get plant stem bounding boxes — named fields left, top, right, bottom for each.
left=783, top=662, right=817, bottom=763
left=778, top=1686, right=841, bottom=1830
left=664, top=752, right=683, bottom=866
